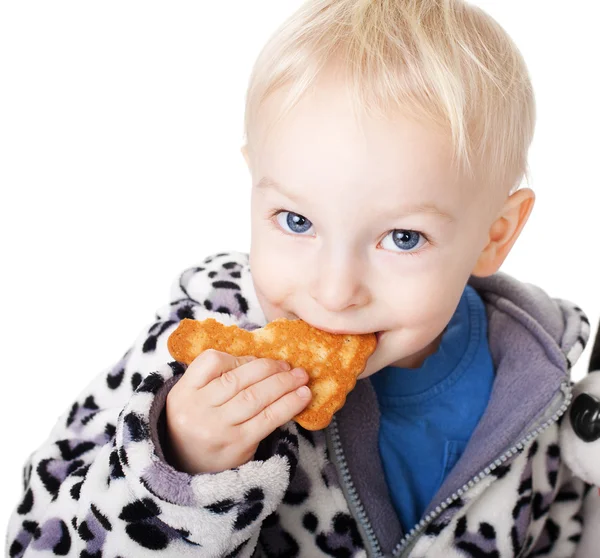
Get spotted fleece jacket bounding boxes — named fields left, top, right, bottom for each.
left=6, top=251, right=600, bottom=558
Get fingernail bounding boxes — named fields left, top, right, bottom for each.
left=291, top=367, right=306, bottom=378
left=278, top=360, right=291, bottom=371
left=296, top=386, right=311, bottom=398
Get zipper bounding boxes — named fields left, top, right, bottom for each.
left=328, top=416, right=385, bottom=557
left=328, top=381, right=572, bottom=558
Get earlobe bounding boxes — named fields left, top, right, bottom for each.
left=472, top=188, right=535, bottom=277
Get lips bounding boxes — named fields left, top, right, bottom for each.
left=290, top=314, right=382, bottom=340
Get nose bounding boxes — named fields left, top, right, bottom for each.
left=308, top=249, right=370, bottom=312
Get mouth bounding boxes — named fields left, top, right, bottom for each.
left=309, top=323, right=384, bottom=342
left=288, top=315, right=384, bottom=341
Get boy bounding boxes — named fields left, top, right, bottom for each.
left=7, top=0, right=598, bottom=556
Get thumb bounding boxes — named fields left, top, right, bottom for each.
left=180, top=350, right=257, bottom=390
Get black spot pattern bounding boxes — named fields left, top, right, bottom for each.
left=547, top=444, right=560, bottom=459
left=105, top=423, right=116, bottom=439
left=70, top=481, right=83, bottom=501
left=131, top=372, right=142, bottom=390
left=212, top=280, right=241, bottom=290
left=37, top=459, right=60, bottom=498
left=425, top=520, right=449, bottom=536
left=143, top=321, right=176, bottom=353
left=176, top=304, right=195, bottom=320
left=108, top=448, right=125, bottom=481
left=91, top=504, right=112, bottom=531
left=9, top=540, right=23, bottom=557
left=303, top=512, right=319, bottom=533
left=77, top=521, right=94, bottom=541
left=315, top=512, right=364, bottom=557
left=206, top=499, right=236, bottom=514
left=490, top=464, right=511, bottom=479
left=479, top=522, right=496, bottom=539
left=56, top=440, right=96, bottom=461
left=23, top=520, right=38, bottom=535
left=53, top=520, right=71, bottom=555
left=17, top=488, right=33, bottom=514
left=106, top=367, right=125, bottom=389
left=532, top=492, right=550, bottom=520
left=168, top=360, right=186, bottom=376
left=123, top=412, right=148, bottom=442
left=83, top=396, right=99, bottom=411
left=137, top=372, right=165, bottom=394
left=118, top=446, right=129, bottom=468
left=233, top=487, right=265, bottom=531
left=527, top=441, right=539, bottom=459
left=66, top=402, right=79, bottom=427
left=119, top=498, right=161, bottom=522
left=68, top=462, right=89, bottom=478
left=235, top=293, right=249, bottom=314
left=455, top=516, right=468, bottom=538
left=124, top=523, right=169, bottom=550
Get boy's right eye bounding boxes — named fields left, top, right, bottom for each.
left=275, top=211, right=314, bottom=236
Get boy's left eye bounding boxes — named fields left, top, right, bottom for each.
left=276, top=211, right=314, bottom=235
left=380, top=230, right=427, bottom=253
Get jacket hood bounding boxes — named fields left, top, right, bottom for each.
left=424, top=272, right=591, bottom=513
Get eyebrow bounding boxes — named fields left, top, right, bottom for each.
left=256, top=177, right=302, bottom=203
left=256, top=176, right=455, bottom=223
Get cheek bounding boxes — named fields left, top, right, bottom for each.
left=390, top=271, right=464, bottom=321
left=249, top=236, right=301, bottom=311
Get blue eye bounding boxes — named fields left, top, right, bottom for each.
left=276, top=211, right=314, bottom=235
left=380, top=229, right=426, bottom=253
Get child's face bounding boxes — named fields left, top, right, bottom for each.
left=245, top=75, right=501, bottom=378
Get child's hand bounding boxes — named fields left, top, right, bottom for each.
left=164, top=349, right=311, bottom=474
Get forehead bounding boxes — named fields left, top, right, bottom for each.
left=253, top=79, right=468, bottom=208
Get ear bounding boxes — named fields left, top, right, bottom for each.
left=472, top=188, right=535, bottom=277
left=241, top=145, right=251, bottom=169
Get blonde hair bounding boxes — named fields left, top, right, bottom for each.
left=243, top=0, right=536, bottom=195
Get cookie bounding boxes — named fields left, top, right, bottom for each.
left=167, top=317, right=377, bottom=430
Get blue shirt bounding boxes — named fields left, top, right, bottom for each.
left=370, top=285, right=495, bottom=532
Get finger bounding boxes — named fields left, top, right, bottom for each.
left=204, top=358, right=293, bottom=407
left=239, top=385, right=312, bottom=445
left=178, top=349, right=257, bottom=390
left=223, top=367, right=309, bottom=423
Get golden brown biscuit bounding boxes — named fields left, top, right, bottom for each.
left=167, top=317, right=377, bottom=430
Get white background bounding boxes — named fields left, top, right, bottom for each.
left=1, top=0, right=599, bottom=540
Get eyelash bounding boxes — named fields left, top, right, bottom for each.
left=267, top=208, right=432, bottom=257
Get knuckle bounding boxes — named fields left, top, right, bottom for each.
left=242, top=387, right=260, bottom=406
left=261, top=405, right=278, bottom=425
left=169, top=408, right=191, bottom=432
left=196, top=426, right=218, bottom=445
left=254, top=358, right=271, bottom=374
left=275, top=371, right=291, bottom=388
left=220, top=370, right=239, bottom=391
left=199, top=349, right=222, bottom=369
left=257, top=358, right=279, bottom=375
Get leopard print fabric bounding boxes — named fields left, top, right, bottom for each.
left=6, top=251, right=597, bottom=557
